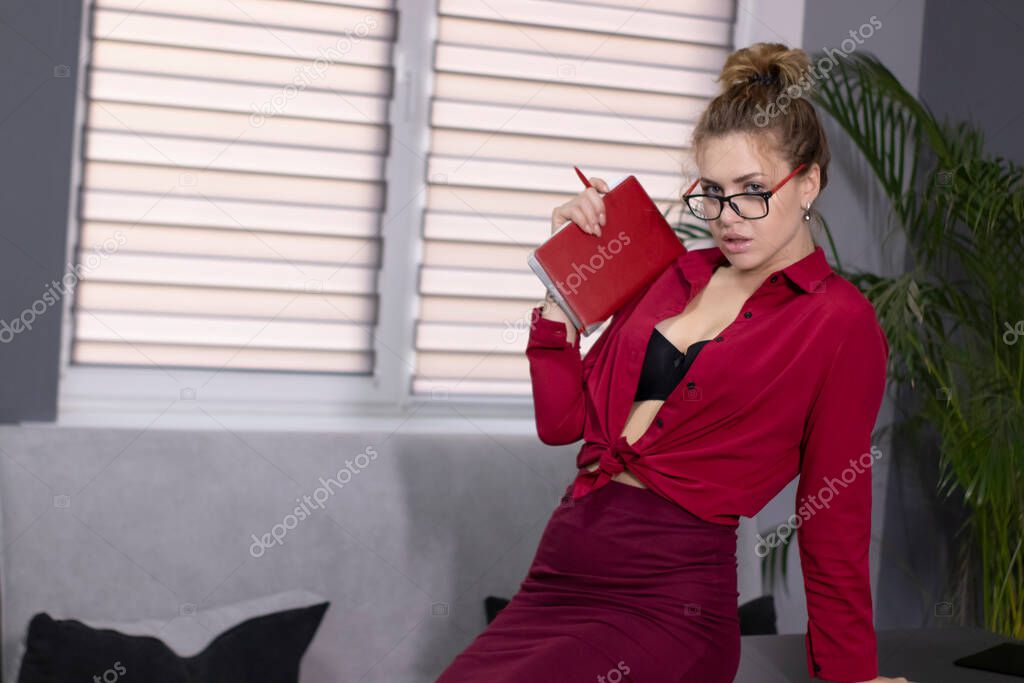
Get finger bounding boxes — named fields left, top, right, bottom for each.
left=582, top=192, right=605, bottom=230
left=590, top=177, right=610, bottom=194
left=569, top=207, right=594, bottom=234
left=570, top=207, right=597, bottom=235
left=551, top=206, right=569, bottom=232
left=583, top=188, right=606, bottom=226
left=574, top=202, right=598, bottom=233
left=554, top=202, right=573, bottom=223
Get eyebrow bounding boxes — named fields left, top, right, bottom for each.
left=700, top=172, right=766, bottom=185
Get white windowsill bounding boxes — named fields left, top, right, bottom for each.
left=56, top=363, right=538, bottom=432
left=50, top=405, right=540, bottom=434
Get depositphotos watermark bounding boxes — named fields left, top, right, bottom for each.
left=502, top=307, right=540, bottom=345
left=754, top=444, right=883, bottom=557
left=753, top=15, right=883, bottom=128
left=92, top=660, right=127, bottom=683
left=249, top=446, right=379, bottom=557
left=249, top=15, right=380, bottom=126
left=555, top=229, right=632, bottom=296
left=0, top=231, right=127, bottom=344
left=498, top=230, right=633, bottom=344
left=596, top=659, right=631, bottom=682
left=1002, top=320, right=1024, bottom=345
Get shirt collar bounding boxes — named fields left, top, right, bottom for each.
left=677, top=243, right=833, bottom=294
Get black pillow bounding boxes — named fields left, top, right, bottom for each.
left=737, top=594, right=777, bottom=635
left=17, top=601, right=329, bottom=683
left=484, top=595, right=510, bottom=624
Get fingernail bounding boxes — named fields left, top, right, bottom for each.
left=599, top=213, right=605, bottom=225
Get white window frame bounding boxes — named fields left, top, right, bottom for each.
left=54, top=0, right=801, bottom=432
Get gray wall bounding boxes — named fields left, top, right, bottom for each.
left=0, top=1, right=84, bottom=423
left=918, top=0, right=1024, bottom=164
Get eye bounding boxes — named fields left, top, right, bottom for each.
left=704, top=183, right=761, bottom=195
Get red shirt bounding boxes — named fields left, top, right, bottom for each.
left=526, top=244, right=888, bottom=683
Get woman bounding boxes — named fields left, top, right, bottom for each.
left=437, top=43, right=909, bottom=683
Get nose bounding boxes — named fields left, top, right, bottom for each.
left=716, top=202, right=745, bottom=227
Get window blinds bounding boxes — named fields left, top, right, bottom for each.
left=414, top=0, right=735, bottom=397
left=71, top=0, right=396, bottom=374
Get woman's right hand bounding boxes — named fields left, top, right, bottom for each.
left=551, top=177, right=610, bottom=237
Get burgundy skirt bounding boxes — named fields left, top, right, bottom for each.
left=437, top=479, right=741, bottom=683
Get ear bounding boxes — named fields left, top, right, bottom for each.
left=800, top=163, right=821, bottom=205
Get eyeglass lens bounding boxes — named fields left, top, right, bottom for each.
left=689, top=194, right=768, bottom=220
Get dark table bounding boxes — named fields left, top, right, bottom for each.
left=737, top=626, right=1020, bottom=682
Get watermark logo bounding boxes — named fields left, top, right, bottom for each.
left=754, top=445, right=883, bottom=557
left=596, top=660, right=630, bottom=682
left=753, top=16, right=883, bottom=128
left=249, top=446, right=379, bottom=557
left=92, top=661, right=126, bottom=683
left=249, top=15, right=380, bottom=126
left=554, top=229, right=632, bottom=296
left=1002, top=320, right=1023, bottom=345
left=0, top=231, right=126, bottom=344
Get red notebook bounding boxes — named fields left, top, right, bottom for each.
left=528, top=166, right=685, bottom=336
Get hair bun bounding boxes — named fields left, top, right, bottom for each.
left=717, top=42, right=811, bottom=94
left=746, top=73, right=779, bottom=86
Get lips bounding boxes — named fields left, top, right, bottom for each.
left=721, top=233, right=753, bottom=254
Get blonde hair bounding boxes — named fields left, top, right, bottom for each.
left=690, top=42, right=830, bottom=239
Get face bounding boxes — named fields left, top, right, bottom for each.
left=693, top=131, right=819, bottom=274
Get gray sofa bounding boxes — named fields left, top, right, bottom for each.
left=0, top=424, right=764, bottom=681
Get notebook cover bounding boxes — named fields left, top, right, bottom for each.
left=953, top=642, right=1024, bottom=677
left=528, top=172, right=684, bottom=336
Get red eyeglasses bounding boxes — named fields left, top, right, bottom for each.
left=682, top=163, right=807, bottom=220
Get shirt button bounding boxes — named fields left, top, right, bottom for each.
left=715, top=336, right=724, bottom=342
left=686, top=381, right=696, bottom=389
left=743, top=311, right=752, bottom=318
left=770, top=275, right=778, bottom=283
left=655, top=417, right=663, bottom=427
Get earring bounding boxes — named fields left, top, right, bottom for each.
left=802, top=203, right=811, bottom=222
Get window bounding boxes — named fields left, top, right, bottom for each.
left=414, top=0, right=735, bottom=397
left=63, top=0, right=737, bottom=417
left=70, top=0, right=397, bottom=375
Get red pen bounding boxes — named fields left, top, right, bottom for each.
left=573, top=165, right=592, bottom=189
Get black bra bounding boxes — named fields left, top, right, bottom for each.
left=633, top=328, right=711, bottom=401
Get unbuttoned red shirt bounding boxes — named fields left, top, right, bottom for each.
left=526, top=244, right=889, bottom=683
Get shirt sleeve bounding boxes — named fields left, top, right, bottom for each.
left=525, top=305, right=585, bottom=445
left=796, top=304, right=889, bottom=682
left=525, top=275, right=655, bottom=446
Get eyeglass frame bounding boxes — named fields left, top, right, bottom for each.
left=681, top=162, right=808, bottom=221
